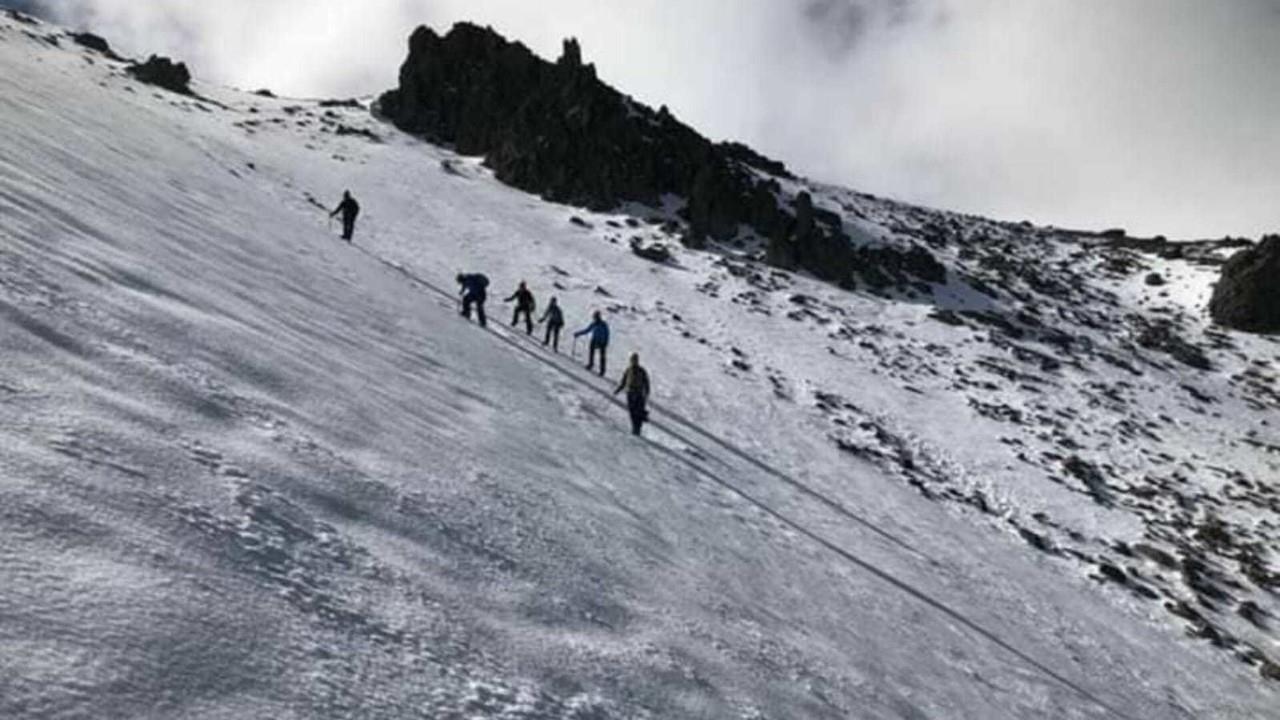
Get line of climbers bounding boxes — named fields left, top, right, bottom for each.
left=329, top=190, right=650, bottom=436
left=452, top=272, right=649, bottom=435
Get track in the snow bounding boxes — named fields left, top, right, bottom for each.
left=353, top=241, right=1140, bottom=720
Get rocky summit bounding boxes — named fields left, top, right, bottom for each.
left=378, top=23, right=944, bottom=291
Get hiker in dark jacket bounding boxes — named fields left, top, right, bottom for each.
left=539, top=297, right=565, bottom=351
left=330, top=190, right=360, bottom=242
left=574, top=311, right=610, bottom=377
left=457, top=273, right=489, bottom=327
left=615, top=353, right=651, bottom=436
left=505, top=281, right=537, bottom=335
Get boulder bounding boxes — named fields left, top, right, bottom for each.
left=1209, top=236, right=1280, bottom=333
left=630, top=240, right=673, bottom=264
left=127, top=55, right=192, bottom=96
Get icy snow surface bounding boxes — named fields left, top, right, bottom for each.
left=1, top=14, right=1277, bottom=719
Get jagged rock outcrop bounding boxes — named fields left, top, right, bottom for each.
left=127, top=55, right=192, bottom=96
left=379, top=25, right=741, bottom=216
left=1209, top=236, right=1280, bottom=333
left=379, top=23, right=946, bottom=290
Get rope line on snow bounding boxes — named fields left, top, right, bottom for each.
left=371, top=251, right=926, bottom=557
left=357, top=245, right=1138, bottom=720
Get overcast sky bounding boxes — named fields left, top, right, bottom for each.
left=20, top=0, right=1280, bottom=239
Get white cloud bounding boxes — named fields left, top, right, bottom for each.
left=31, top=0, right=1280, bottom=238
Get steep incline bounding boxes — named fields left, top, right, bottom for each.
left=0, top=13, right=1275, bottom=719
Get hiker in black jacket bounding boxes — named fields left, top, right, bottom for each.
left=539, top=297, right=565, bottom=351
left=330, top=190, right=360, bottom=242
left=505, top=281, right=536, bottom=335
left=457, top=273, right=490, bottom=327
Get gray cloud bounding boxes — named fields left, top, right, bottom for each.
left=4, top=0, right=45, bottom=14
left=23, top=0, right=1280, bottom=238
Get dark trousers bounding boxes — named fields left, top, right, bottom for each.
left=587, top=343, right=607, bottom=376
left=341, top=216, right=356, bottom=241
left=462, top=294, right=487, bottom=327
left=627, top=392, right=648, bottom=436
left=544, top=322, right=563, bottom=351
left=512, top=307, right=533, bottom=335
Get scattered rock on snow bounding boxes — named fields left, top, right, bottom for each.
left=1135, top=319, right=1212, bottom=371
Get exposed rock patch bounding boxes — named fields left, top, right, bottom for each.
left=1209, top=236, right=1280, bottom=333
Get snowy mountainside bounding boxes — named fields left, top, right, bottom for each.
left=0, top=11, right=1277, bottom=719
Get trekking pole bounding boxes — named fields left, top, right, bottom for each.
left=572, top=335, right=580, bottom=359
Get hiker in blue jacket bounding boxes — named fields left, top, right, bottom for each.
left=574, top=311, right=610, bottom=376
left=457, top=273, right=489, bottom=327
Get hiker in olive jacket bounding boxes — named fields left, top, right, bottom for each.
left=614, top=353, right=651, bottom=436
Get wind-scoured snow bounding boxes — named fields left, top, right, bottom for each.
left=0, top=13, right=1276, bottom=719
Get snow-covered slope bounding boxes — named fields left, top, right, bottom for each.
left=1, top=13, right=1276, bottom=719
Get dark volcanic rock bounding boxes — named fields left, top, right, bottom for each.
left=718, top=141, right=794, bottom=179
left=379, top=24, right=946, bottom=289
left=126, top=55, right=193, bottom=96
left=1063, top=456, right=1114, bottom=507
left=4, top=9, right=38, bottom=25
left=319, top=98, right=363, bottom=108
left=1209, top=235, right=1280, bottom=333
left=71, top=32, right=114, bottom=57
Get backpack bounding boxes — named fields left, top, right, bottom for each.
left=475, top=274, right=490, bottom=290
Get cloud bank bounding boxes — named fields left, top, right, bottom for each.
left=25, top=0, right=1280, bottom=238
